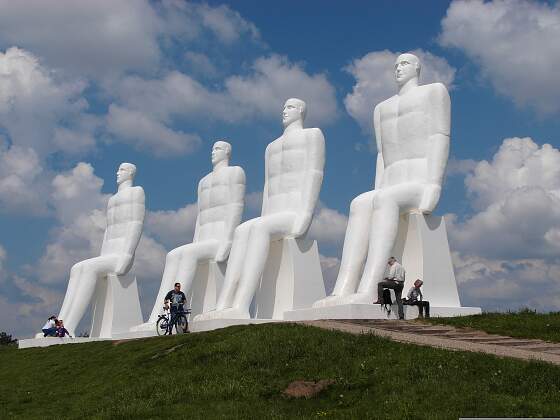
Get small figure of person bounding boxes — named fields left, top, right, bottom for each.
left=41, top=316, right=58, bottom=337
left=56, top=320, right=72, bottom=338
left=404, top=279, right=430, bottom=318
left=164, top=282, right=187, bottom=315
left=375, top=257, right=405, bottom=319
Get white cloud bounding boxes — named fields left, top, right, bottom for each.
left=106, top=105, right=201, bottom=157
left=344, top=49, right=456, bottom=134
left=225, top=55, right=338, bottom=126
left=145, top=203, right=198, bottom=249
left=309, top=203, right=348, bottom=249
left=440, top=0, right=560, bottom=116
left=446, top=137, right=560, bottom=312
left=111, top=54, right=338, bottom=140
left=320, top=255, right=341, bottom=295
left=0, top=1, right=260, bottom=81
left=449, top=138, right=560, bottom=260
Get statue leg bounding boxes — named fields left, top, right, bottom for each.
left=62, top=256, right=118, bottom=335
left=356, top=184, right=424, bottom=301
left=356, top=193, right=400, bottom=300
left=58, top=261, right=85, bottom=321
left=142, top=241, right=219, bottom=326
left=194, top=221, right=254, bottom=321
left=313, top=192, right=374, bottom=308
left=231, top=213, right=295, bottom=314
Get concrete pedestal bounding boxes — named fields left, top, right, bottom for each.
left=188, top=261, right=226, bottom=319
left=254, top=237, right=326, bottom=319
left=287, top=214, right=480, bottom=321
left=90, top=272, right=143, bottom=338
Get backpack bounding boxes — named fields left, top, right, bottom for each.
left=380, top=288, right=393, bottom=315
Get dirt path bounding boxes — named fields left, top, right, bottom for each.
left=301, top=319, right=560, bottom=366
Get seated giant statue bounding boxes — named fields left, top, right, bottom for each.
left=194, top=98, right=325, bottom=321
left=314, top=53, right=450, bottom=307
left=57, top=163, right=145, bottom=335
left=134, top=141, right=245, bottom=330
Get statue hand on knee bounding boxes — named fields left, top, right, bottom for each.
left=292, top=212, right=312, bottom=237
left=115, top=253, right=133, bottom=276
left=418, top=184, right=441, bottom=214
left=215, top=241, right=232, bottom=262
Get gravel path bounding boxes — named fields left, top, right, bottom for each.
left=301, top=319, right=560, bottom=366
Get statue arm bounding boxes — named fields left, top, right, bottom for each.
left=193, top=179, right=202, bottom=243
left=115, top=187, right=145, bottom=275
left=292, top=128, right=326, bottom=237
left=373, top=104, right=384, bottom=190
left=261, top=144, right=270, bottom=216
left=215, top=167, right=246, bottom=262
left=420, top=84, right=451, bottom=213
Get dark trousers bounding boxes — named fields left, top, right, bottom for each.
left=42, top=328, right=57, bottom=337
left=406, top=301, right=430, bottom=318
left=377, top=280, right=404, bottom=319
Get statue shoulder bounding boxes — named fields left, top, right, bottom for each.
left=375, top=94, right=397, bottom=112
left=131, top=186, right=145, bottom=201
left=304, top=127, right=325, bottom=144
left=225, top=166, right=246, bottom=183
left=425, top=82, right=450, bottom=97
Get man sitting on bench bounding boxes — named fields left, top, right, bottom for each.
left=377, top=257, right=405, bottom=320
left=404, top=279, right=430, bottom=318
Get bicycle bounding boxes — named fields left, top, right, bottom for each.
left=156, top=306, right=191, bottom=336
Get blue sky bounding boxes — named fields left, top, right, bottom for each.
left=1, top=0, right=560, bottom=337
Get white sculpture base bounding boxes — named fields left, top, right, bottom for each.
left=289, top=213, right=480, bottom=321
left=284, top=304, right=481, bottom=321
left=190, top=237, right=326, bottom=331
left=254, top=237, right=326, bottom=319
left=90, top=272, right=143, bottom=338
left=188, top=260, right=226, bottom=318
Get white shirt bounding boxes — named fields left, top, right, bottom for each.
left=42, top=319, right=55, bottom=330
left=386, top=262, right=405, bottom=282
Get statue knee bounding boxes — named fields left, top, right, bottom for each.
left=350, top=193, right=371, bottom=215
left=372, top=192, right=395, bottom=211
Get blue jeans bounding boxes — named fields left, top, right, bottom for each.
left=42, top=328, right=57, bottom=337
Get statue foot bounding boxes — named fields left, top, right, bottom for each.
left=312, top=295, right=347, bottom=308
left=337, top=293, right=374, bottom=305
left=193, top=308, right=250, bottom=322
left=130, top=322, right=153, bottom=332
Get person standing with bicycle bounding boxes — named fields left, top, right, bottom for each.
left=164, top=282, right=186, bottom=315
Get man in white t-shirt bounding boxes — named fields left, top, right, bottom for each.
left=375, top=257, right=406, bottom=319
left=41, top=316, right=57, bottom=337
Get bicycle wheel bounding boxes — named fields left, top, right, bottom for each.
left=174, top=314, right=188, bottom=334
left=156, top=316, right=169, bottom=336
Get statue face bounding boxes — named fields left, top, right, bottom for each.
left=116, top=164, right=133, bottom=185
left=211, top=142, right=229, bottom=166
left=394, top=54, right=419, bottom=86
left=282, top=99, right=302, bottom=128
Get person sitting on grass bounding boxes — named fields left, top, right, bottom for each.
left=404, top=279, right=430, bottom=318
left=41, top=316, right=58, bottom=337
left=56, top=320, right=72, bottom=338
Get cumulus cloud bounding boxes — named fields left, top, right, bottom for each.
left=106, top=105, right=201, bottom=157
left=110, top=54, right=338, bottom=145
left=145, top=203, right=198, bottom=249
left=0, top=0, right=260, bottom=81
left=344, top=49, right=456, bottom=134
left=440, top=0, right=560, bottom=116
left=447, top=137, right=560, bottom=311
left=309, top=203, right=348, bottom=249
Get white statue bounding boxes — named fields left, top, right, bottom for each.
left=136, top=141, right=245, bottom=329
left=195, top=98, right=325, bottom=321
left=57, top=163, right=145, bottom=335
left=314, top=53, right=450, bottom=307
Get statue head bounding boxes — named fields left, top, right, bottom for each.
left=211, top=140, right=231, bottom=166
left=116, top=162, right=136, bottom=185
left=282, top=98, right=306, bottom=128
left=394, top=53, right=421, bottom=87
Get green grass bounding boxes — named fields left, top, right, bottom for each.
left=426, top=309, right=560, bottom=343
left=1, top=323, right=560, bottom=419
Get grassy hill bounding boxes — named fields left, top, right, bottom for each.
left=427, top=310, right=560, bottom=343
left=2, top=323, right=560, bottom=419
